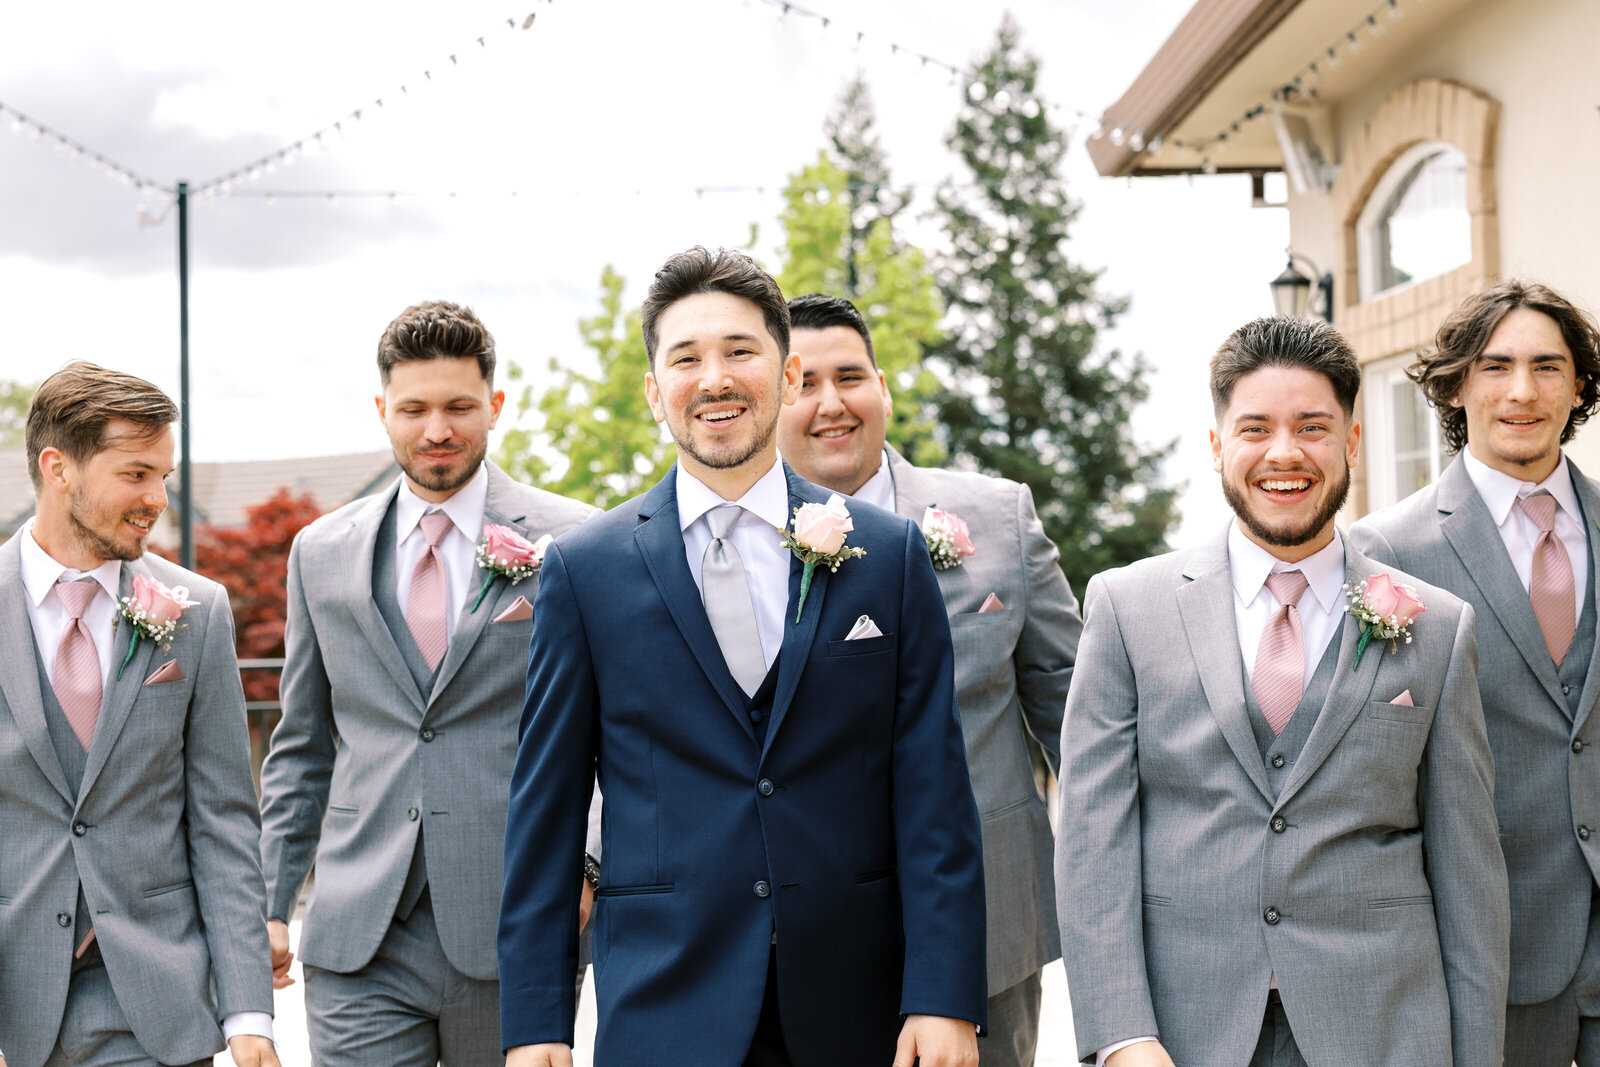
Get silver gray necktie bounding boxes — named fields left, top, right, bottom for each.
left=702, top=505, right=766, bottom=696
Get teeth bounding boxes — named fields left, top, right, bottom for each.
left=816, top=428, right=852, bottom=438
left=702, top=410, right=740, bottom=422
left=1261, top=479, right=1310, bottom=491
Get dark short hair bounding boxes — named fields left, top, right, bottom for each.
left=1210, top=316, right=1361, bottom=419
left=376, top=300, right=496, bottom=387
left=640, top=247, right=790, bottom=367
left=1409, top=280, right=1600, bottom=453
left=787, top=293, right=876, bottom=367
left=26, top=362, right=179, bottom=492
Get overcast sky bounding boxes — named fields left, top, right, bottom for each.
left=0, top=0, right=1290, bottom=544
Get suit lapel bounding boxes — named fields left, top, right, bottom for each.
left=885, top=447, right=932, bottom=524
left=78, top=557, right=158, bottom=802
left=1436, top=457, right=1567, bottom=711
left=0, top=537, right=74, bottom=805
left=429, top=466, right=525, bottom=705
left=1274, top=543, right=1386, bottom=811
left=633, top=472, right=758, bottom=740
left=350, top=487, right=427, bottom=711
left=763, top=470, right=832, bottom=761
left=1568, top=461, right=1600, bottom=732
left=1175, top=528, right=1273, bottom=804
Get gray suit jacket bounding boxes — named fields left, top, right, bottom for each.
left=258, top=463, right=596, bottom=979
left=0, top=535, right=273, bottom=1067
left=884, top=448, right=1080, bottom=993
left=1351, top=453, right=1600, bottom=1005
left=1056, top=528, right=1508, bottom=1066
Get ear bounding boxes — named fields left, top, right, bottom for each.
left=780, top=352, right=802, bottom=407
left=1209, top=428, right=1223, bottom=473
left=878, top=369, right=893, bottom=418
left=487, top=388, right=506, bottom=428
left=1345, top=419, right=1361, bottom=470
left=644, top=372, right=666, bottom=424
left=374, top=393, right=388, bottom=424
left=36, top=446, right=72, bottom=495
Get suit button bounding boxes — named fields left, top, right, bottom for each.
left=754, top=881, right=771, bottom=898
left=1270, top=754, right=1285, bottom=769
left=420, top=727, right=435, bottom=742
left=1564, top=685, right=1572, bottom=695
left=757, top=779, right=774, bottom=797
left=1576, top=739, right=1587, bottom=754
left=57, top=913, right=71, bottom=927
left=72, top=822, right=87, bottom=837
left=407, top=807, right=420, bottom=821
left=1581, top=826, right=1592, bottom=842
left=1270, top=816, right=1287, bottom=834
left=1264, top=907, right=1281, bottom=925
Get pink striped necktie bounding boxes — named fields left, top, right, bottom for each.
left=406, top=512, right=454, bottom=671
left=52, top=578, right=102, bottom=751
left=1254, top=570, right=1309, bottom=736
left=1518, top=492, right=1576, bottom=666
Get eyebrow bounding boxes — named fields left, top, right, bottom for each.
left=394, top=393, right=481, bottom=405
left=1476, top=351, right=1571, bottom=364
left=667, top=332, right=762, bottom=354
left=1233, top=410, right=1337, bottom=423
left=801, top=362, right=873, bottom=379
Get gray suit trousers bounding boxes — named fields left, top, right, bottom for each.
left=1504, top=896, right=1600, bottom=1067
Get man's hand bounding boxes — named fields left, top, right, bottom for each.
left=267, top=919, right=295, bottom=989
left=892, top=1014, right=978, bottom=1067
left=506, top=1043, right=573, bottom=1067
left=579, top=879, right=596, bottom=932
left=227, top=1036, right=281, bottom=1067
left=1106, top=1040, right=1176, bottom=1067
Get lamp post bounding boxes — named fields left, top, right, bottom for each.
left=1270, top=253, right=1335, bottom=324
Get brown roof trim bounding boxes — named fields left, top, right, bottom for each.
left=1088, top=0, right=1305, bottom=177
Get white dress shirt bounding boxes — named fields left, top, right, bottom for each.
left=1098, top=525, right=1348, bottom=1065
left=851, top=452, right=896, bottom=512
left=676, top=458, right=792, bottom=672
left=16, top=520, right=273, bottom=1046
left=1463, top=449, right=1589, bottom=628
left=394, top=464, right=489, bottom=638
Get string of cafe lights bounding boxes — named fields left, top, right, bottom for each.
left=0, top=99, right=172, bottom=195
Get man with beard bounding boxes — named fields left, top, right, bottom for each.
left=258, top=301, right=596, bottom=1065
left=1056, top=317, right=1508, bottom=1067
left=1351, top=281, right=1600, bottom=1066
left=0, top=363, right=278, bottom=1067
left=498, top=247, right=987, bottom=1067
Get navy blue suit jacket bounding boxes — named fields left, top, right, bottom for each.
left=499, top=464, right=986, bottom=1065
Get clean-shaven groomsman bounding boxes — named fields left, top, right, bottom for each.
left=1058, top=317, right=1508, bottom=1067
left=0, top=364, right=277, bottom=1067
left=774, top=293, right=1080, bottom=1067
left=1351, top=280, right=1600, bottom=1066
left=498, top=247, right=987, bottom=1067
left=257, top=301, right=596, bottom=1065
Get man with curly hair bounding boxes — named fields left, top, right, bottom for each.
left=1352, top=279, right=1600, bottom=1066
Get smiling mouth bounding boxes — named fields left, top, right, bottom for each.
left=696, top=408, right=746, bottom=425
left=1500, top=416, right=1543, bottom=426
left=812, top=425, right=857, bottom=439
left=1256, top=477, right=1313, bottom=497
left=125, top=514, right=157, bottom=533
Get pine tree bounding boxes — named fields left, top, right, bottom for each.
left=930, top=17, right=1177, bottom=585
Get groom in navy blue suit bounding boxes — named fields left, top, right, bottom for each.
left=499, top=247, right=987, bottom=1067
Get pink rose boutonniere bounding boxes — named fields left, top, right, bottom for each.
left=115, top=574, right=198, bottom=679
left=780, top=493, right=867, bottom=622
left=473, top=525, right=552, bottom=612
left=922, top=506, right=976, bottom=571
left=1344, top=571, right=1427, bottom=668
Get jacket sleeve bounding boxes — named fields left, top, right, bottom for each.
left=1011, top=482, right=1082, bottom=770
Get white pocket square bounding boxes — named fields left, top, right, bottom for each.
left=143, top=660, right=183, bottom=685
left=845, top=614, right=883, bottom=640
left=493, top=596, right=533, bottom=623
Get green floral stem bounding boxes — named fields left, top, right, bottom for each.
left=471, top=573, right=498, bottom=614
left=794, top=561, right=817, bottom=623
left=118, top=633, right=142, bottom=680
left=1352, top=626, right=1373, bottom=670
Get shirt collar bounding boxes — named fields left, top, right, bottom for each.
left=1228, top=520, right=1347, bottom=614
left=17, top=518, right=123, bottom=608
left=1461, top=448, right=1580, bottom=526
left=676, top=455, right=791, bottom=533
left=852, top=451, right=895, bottom=512
left=395, top=463, right=489, bottom=543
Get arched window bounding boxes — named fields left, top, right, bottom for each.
left=1356, top=141, right=1471, bottom=302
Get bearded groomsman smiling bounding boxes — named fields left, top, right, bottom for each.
left=1057, top=317, right=1507, bottom=1067
left=0, top=363, right=278, bottom=1067
left=1352, top=281, right=1600, bottom=1066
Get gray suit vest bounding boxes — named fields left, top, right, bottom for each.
left=31, top=638, right=97, bottom=965
left=1244, top=632, right=1341, bottom=796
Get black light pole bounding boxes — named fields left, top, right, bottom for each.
left=177, top=180, right=193, bottom=570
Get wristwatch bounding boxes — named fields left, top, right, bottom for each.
left=583, top=852, right=601, bottom=890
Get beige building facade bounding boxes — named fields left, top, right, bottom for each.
left=1094, top=0, right=1600, bottom=515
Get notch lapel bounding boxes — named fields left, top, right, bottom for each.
left=0, top=538, right=73, bottom=805
left=885, top=447, right=933, bottom=525
left=348, top=488, right=426, bottom=712
left=1175, top=528, right=1274, bottom=804
left=763, top=471, right=833, bottom=760
left=78, top=557, right=158, bottom=802
left=1568, top=462, right=1600, bottom=732
left=429, top=467, right=527, bottom=704
left=1273, top=544, right=1387, bottom=811
left=633, top=474, right=758, bottom=740
left=1436, top=458, right=1567, bottom=711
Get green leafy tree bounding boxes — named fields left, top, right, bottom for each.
left=929, top=17, right=1177, bottom=586
left=824, top=75, right=912, bottom=296
left=1, top=379, right=36, bottom=447
left=495, top=266, right=674, bottom=508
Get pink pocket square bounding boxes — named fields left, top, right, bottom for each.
left=979, top=592, right=1006, bottom=613
left=493, top=596, right=533, bottom=623
left=144, top=660, right=184, bottom=685
left=1389, top=689, right=1414, bottom=706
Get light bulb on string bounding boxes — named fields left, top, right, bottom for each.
left=1387, top=0, right=1404, bottom=18
left=1347, top=30, right=1363, bottom=54
left=1128, top=130, right=1145, bottom=152
left=1109, top=124, right=1125, bottom=146
left=1366, top=14, right=1384, bottom=37
left=1325, top=46, right=1341, bottom=69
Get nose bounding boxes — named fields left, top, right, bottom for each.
left=145, top=479, right=169, bottom=511
left=815, top=379, right=845, bottom=416
left=1264, top=428, right=1305, bottom=464
left=1505, top=364, right=1538, bottom=402
left=423, top=408, right=455, bottom=444
left=697, top=353, right=734, bottom=393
